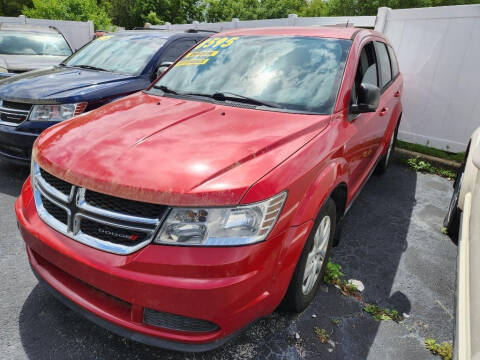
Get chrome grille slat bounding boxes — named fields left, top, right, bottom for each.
left=0, top=101, right=32, bottom=126
left=32, top=162, right=168, bottom=255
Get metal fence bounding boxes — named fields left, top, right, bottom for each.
left=0, top=15, right=94, bottom=51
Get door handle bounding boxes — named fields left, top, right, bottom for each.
left=379, top=107, right=389, bottom=116
left=394, top=91, right=401, bottom=97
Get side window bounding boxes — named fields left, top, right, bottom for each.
left=351, top=42, right=378, bottom=108
left=387, top=45, right=399, bottom=78
left=374, top=42, right=392, bottom=89
left=160, top=39, right=196, bottom=63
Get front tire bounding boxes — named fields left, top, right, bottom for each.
left=281, top=198, right=336, bottom=313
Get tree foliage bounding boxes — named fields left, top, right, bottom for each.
left=107, top=0, right=205, bottom=29
left=9, top=0, right=480, bottom=31
left=0, top=0, right=32, bottom=17
left=22, top=0, right=111, bottom=30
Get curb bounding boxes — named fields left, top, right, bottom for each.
left=393, top=148, right=461, bottom=171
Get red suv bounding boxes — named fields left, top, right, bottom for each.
left=16, top=27, right=402, bottom=351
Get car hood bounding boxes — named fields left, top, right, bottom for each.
left=35, top=92, right=330, bottom=206
left=0, top=54, right=67, bottom=72
left=0, top=66, right=138, bottom=101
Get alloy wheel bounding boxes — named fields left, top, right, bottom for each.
left=302, top=215, right=331, bottom=295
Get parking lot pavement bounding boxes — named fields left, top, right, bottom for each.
left=0, top=159, right=457, bottom=360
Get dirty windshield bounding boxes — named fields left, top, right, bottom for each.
left=152, top=36, right=351, bottom=114
left=0, top=31, right=72, bottom=56
left=64, top=35, right=167, bottom=75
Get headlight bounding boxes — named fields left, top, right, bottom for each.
left=0, top=67, right=7, bottom=73
left=155, top=192, right=287, bottom=246
left=29, top=103, right=87, bottom=122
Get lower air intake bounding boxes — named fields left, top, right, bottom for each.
left=143, top=308, right=219, bottom=333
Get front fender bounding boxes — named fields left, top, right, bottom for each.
left=290, top=160, right=348, bottom=227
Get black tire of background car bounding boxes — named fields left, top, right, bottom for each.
left=443, top=143, right=469, bottom=244
left=280, top=197, right=336, bottom=313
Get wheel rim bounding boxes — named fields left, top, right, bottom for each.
left=385, top=130, right=395, bottom=165
left=302, top=216, right=331, bottom=295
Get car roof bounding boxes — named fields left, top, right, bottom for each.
left=216, top=26, right=379, bottom=40
left=114, top=30, right=209, bottom=40
left=0, top=23, right=63, bottom=34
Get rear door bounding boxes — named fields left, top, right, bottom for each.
left=374, top=41, right=401, bottom=150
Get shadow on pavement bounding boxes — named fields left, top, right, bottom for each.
left=0, top=159, right=29, bottom=197
left=18, top=164, right=419, bottom=359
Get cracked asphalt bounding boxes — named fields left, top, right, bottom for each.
left=0, top=158, right=457, bottom=360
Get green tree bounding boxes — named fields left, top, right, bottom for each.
left=300, top=0, right=329, bottom=17
left=105, top=0, right=142, bottom=29
left=144, top=10, right=163, bottom=25
left=22, top=0, right=111, bottom=30
left=258, top=0, right=308, bottom=19
left=0, top=0, right=32, bottom=16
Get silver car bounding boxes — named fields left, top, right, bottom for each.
left=0, top=23, right=72, bottom=75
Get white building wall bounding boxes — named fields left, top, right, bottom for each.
left=375, top=5, right=480, bottom=152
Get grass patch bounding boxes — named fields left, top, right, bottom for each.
left=314, top=327, right=331, bottom=344
left=363, top=303, right=402, bottom=322
left=401, top=157, right=457, bottom=179
left=323, top=261, right=360, bottom=297
left=396, top=140, right=465, bottom=163
left=424, top=338, right=453, bottom=360
left=331, top=319, right=341, bottom=326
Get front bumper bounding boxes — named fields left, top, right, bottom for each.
left=0, top=124, right=37, bottom=164
left=16, top=179, right=312, bottom=351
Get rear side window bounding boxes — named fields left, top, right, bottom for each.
left=374, top=42, right=392, bottom=89
left=387, top=45, right=399, bottom=78
left=160, top=39, right=196, bottom=62
left=351, top=42, right=378, bottom=107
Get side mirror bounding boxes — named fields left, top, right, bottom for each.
left=351, top=83, right=380, bottom=114
left=155, top=62, right=173, bottom=79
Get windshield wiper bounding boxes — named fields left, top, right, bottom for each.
left=211, top=92, right=279, bottom=109
left=152, top=87, right=279, bottom=109
left=74, top=64, right=108, bottom=72
left=153, top=85, right=179, bottom=95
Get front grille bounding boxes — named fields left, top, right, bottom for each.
left=32, top=162, right=168, bottom=255
left=85, top=190, right=167, bottom=218
left=3, top=101, right=32, bottom=111
left=143, top=308, right=219, bottom=333
left=80, top=218, right=148, bottom=245
left=40, top=195, right=68, bottom=225
left=0, top=101, right=32, bottom=125
left=40, top=169, right=73, bottom=196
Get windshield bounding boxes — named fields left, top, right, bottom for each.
left=65, top=35, right=167, bottom=75
left=0, top=31, right=72, bottom=56
left=152, top=36, right=351, bottom=114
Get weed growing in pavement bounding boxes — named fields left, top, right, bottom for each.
left=324, top=260, right=403, bottom=322
left=331, top=319, right=340, bottom=326
left=403, top=157, right=456, bottom=179
left=314, top=327, right=331, bottom=344
left=442, top=227, right=449, bottom=235
left=323, top=261, right=360, bottom=298
left=425, top=338, right=453, bottom=360
left=363, top=304, right=402, bottom=322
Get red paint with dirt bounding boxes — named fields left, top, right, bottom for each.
left=16, top=27, right=402, bottom=349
